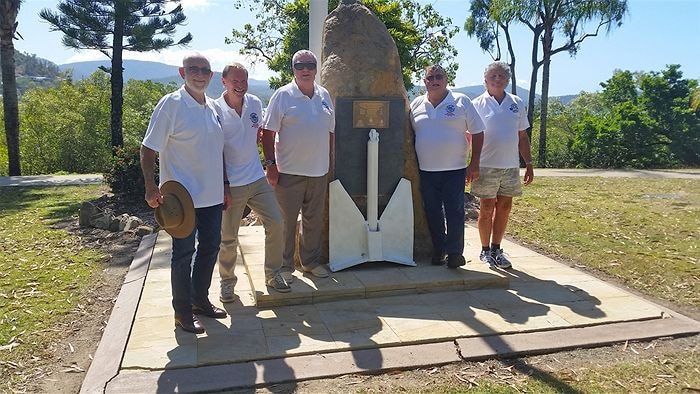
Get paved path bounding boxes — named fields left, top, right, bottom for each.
left=524, top=168, right=700, bottom=179
left=1, top=169, right=696, bottom=188
left=0, top=174, right=103, bottom=187
left=81, top=227, right=700, bottom=393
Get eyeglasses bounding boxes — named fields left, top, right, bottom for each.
left=185, top=66, right=212, bottom=75
left=293, top=62, right=317, bottom=71
left=425, top=74, right=444, bottom=82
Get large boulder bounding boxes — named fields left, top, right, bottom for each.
left=321, top=0, right=431, bottom=260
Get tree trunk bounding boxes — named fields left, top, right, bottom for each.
left=502, top=24, right=517, bottom=95
left=526, top=26, right=541, bottom=143
left=539, top=28, right=554, bottom=168
left=110, top=2, right=125, bottom=150
left=1, top=35, right=20, bottom=175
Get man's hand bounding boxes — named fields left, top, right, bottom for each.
left=523, top=164, right=534, bottom=185
left=465, top=162, right=480, bottom=185
left=223, top=186, right=232, bottom=210
left=266, top=164, right=280, bottom=187
left=144, top=184, right=162, bottom=208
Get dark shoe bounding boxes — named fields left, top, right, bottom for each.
left=267, top=272, right=291, bottom=293
left=446, top=254, right=466, bottom=269
left=174, top=314, right=205, bottom=334
left=431, top=254, right=446, bottom=265
left=192, top=303, right=228, bottom=319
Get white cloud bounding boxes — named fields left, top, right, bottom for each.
left=64, top=48, right=276, bottom=82
left=180, top=0, right=213, bottom=12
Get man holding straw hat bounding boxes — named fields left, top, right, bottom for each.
left=141, top=52, right=230, bottom=334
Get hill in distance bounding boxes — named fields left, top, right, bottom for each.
left=59, top=60, right=274, bottom=102
left=59, top=59, right=576, bottom=105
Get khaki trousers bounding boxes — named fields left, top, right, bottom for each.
left=218, top=177, right=284, bottom=284
left=275, top=173, right=328, bottom=272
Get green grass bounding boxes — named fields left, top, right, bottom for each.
left=0, top=185, right=106, bottom=357
left=508, top=177, right=699, bottom=308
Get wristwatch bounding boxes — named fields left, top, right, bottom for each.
left=264, top=159, right=276, bottom=167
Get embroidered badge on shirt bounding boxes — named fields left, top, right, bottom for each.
left=509, top=103, right=519, bottom=113
left=250, top=112, right=259, bottom=128
left=445, top=104, right=456, bottom=117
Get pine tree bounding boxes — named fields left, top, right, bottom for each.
left=40, top=0, right=192, bottom=150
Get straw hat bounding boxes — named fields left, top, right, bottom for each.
left=155, top=181, right=195, bottom=239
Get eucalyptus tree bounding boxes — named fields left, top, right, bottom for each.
left=40, top=0, right=192, bottom=150
left=518, top=0, right=628, bottom=166
left=0, top=0, right=23, bottom=175
left=464, top=0, right=628, bottom=167
left=465, top=0, right=518, bottom=94
left=227, top=0, right=459, bottom=91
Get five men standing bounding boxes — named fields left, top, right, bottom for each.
left=141, top=52, right=533, bottom=335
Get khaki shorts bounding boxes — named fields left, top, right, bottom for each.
left=471, top=167, right=522, bottom=199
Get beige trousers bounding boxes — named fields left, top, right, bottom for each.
left=218, top=176, right=284, bottom=284
left=275, top=173, right=328, bottom=272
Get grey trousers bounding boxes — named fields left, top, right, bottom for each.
left=218, top=176, right=284, bottom=284
left=275, top=173, right=328, bottom=272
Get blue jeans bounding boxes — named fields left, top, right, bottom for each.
left=419, top=168, right=466, bottom=257
left=170, top=204, right=222, bottom=316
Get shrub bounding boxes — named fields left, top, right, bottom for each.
left=104, top=145, right=157, bottom=198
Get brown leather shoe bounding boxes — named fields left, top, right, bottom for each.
left=192, top=303, right=228, bottom=319
left=174, top=314, right=205, bottom=334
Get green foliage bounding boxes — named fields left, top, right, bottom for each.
left=19, top=72, right=112, bottom=174
left=0, top=72, right=174, bottom=175
left=570, top=65, right=699, bottom=168
left=227, top=0, right=459, bottom=90
left=122, top=79, right=177, bottom=147
left=104, top=145, right=155, bottom=198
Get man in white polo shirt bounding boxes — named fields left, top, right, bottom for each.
left=410, top=64, right=485, bottom=269
left=471, top=61, right=534, bottom=269
left=261, top=49, right=335, bottom=282
left=214, top=62, right=290, bottom=297
left=141, top=52, right=229, bottom=334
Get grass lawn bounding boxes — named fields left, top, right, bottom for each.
left=0, top=185, right=105, bottom=366
left=509, top=177, right=699, bottom=308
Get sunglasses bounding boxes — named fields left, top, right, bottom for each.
left=293, top=62, right=317, bottom=71
left=185, top=66, right=212, bottom=75
left=425, top=74, right=444, bottom=82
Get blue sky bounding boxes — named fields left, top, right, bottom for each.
left=15, top=0, right=700, bottom=96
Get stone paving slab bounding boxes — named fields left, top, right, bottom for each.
left=240, top=227, right=509, bottom=307
left=82, top=226, right=700, bottom=393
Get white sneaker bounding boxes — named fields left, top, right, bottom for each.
left=492, top=249, right=513, bottom=269
left=479, top=250, right=497, bottom=267
left=280, top=271, right=295, bottom=284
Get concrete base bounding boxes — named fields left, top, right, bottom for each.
left=81, top=227, right=700, bottom=393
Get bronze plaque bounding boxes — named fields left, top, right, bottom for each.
left=353, top=100, right=390, bottom=128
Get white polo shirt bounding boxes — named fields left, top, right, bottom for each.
left=142, top=85, right=224, bottom=208
left=262, top=81, right=335, bottom=177
left=471, top=91, right=530, bottom=169
left=410, top=90, right=485, bottom=171
left=214, top=93, right=265, bottom=187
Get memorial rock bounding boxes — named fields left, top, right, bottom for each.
left=321, top=0, right=430, bottom=259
